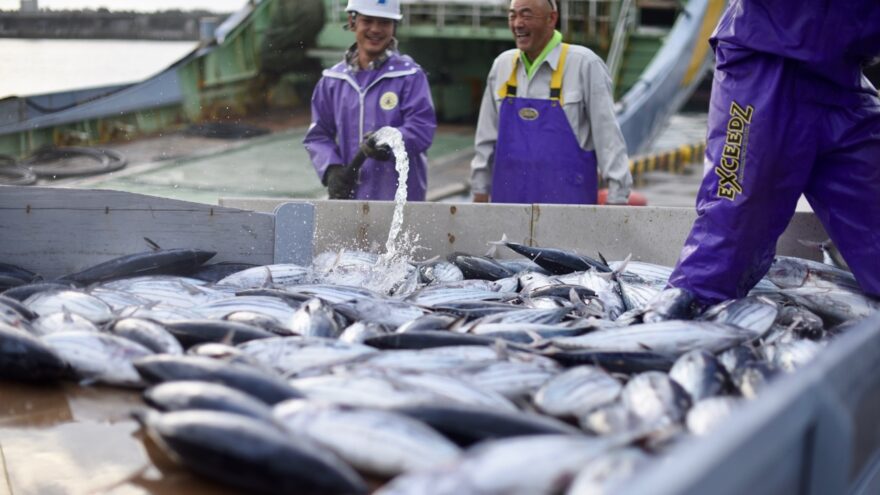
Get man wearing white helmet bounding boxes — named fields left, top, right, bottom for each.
left=304, top=0, right=437, bottom=200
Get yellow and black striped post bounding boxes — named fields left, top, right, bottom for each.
left=628, top=141, right=706, bottom=184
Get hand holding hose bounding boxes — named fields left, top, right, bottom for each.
left=360, top=132, right=394, bottom=162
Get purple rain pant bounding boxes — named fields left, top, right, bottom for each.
left=668, top=42, right=880, bottom=304
left=492, top=96, right=598, bottom=204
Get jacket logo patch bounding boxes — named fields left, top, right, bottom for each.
left=380, top=92, right=399, bottom=111
left=519, top=107, right=539, bottom=121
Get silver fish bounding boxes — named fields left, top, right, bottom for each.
left=766, top=256, right=860, bottom=291
left=557, top=270, right=625, bottom=320
left=533, top=365, right=622, bottom=418
left=386, top=370, right=518, bottom=411
left=215, top=263, right=311, bottom=289
left=122, top=304, right=205, bottom=323
left=194, top=295, right=299, bottom=324
left=466, top=307, right=571, bottom=327
left=144, top=380, right=274, bottom=422
left=376, top=435, right=616, bottom=495
left=685, top=396, right=740, bottom=436
left=24, top=289, right=114, bottom=323
left=43, top=331, right=153, bottom=387
left=552, top=321, right=753, bottom=356
left=780, top=286, right=880, bottom=325
left=88, top=287, right=150, bottom=312
left=289, top=372, right=438, bottom=409
left=237, top=336, right=376, bottom=375
left=109, top=317, right=184, bottom=355
left=274, top=400, right=461, bottom=477
left=31, top=310, right=100, bottom=336
left=137, top=409, right=367, bottom=494
left=290, top=298, right=340, bottom=338
left=363, top=346, right=502, bottom=373
left=462, top=360, right=559, bottom=399
left=332, top=298, right=425, bottom=328
left=579, top=401, right=650, bottom=437
left=406, top=286, right=513, bottom=307
left=668, top=350, right=730, bottom=402
left=732, top=362, right=777, bottom=399
left=101, top=276, right=225, bottom=307
left=339, top=321, right=390, bottom=343
left=621, top=371, right=691, bottom=427
left=419, top=261, right=465, bottom=285
left=700, top=296, right=779, bottom=336
left=566, top=447, right=651, bottom=495
left=764, top=339, right=824, bottom=373
left=775, top=305, right=825, bottom=339
left=282, top=283, right=384, bottom=304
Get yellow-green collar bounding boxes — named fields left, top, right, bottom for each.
left=520, top=30, right=563, bottom=79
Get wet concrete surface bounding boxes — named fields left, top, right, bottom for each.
left=0, top=381, right=241, bottom=495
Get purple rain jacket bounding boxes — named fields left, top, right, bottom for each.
left=666, top=0, right=880, bottom=305
left=303, top=53, right=436, bottom=201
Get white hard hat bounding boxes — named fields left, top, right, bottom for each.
left=346, top=0, right=402, bottom=21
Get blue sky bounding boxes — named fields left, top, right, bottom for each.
left=0, top=0, right=245, bottom=12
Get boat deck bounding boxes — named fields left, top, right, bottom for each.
left=46, top=113, right=711, bottom=207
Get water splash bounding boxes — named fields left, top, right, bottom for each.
left=309, top=127, right=422, bottom=296
left=370, top=126, right=409, bottom=262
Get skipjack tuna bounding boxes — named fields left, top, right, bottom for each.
left=0, top=244, right=874, bottom=493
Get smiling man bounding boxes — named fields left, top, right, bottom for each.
left=470, top=0, right=632, bottom=205
left=304, top=0, right=436, bottom=200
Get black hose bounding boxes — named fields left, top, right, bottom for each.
left=20, top=146, right=127, bottom=179
left=182, top=122, right=271, bottom=140
left=0, top=165, right=37, bottom=186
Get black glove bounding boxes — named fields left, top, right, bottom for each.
left=360, top=132, right=394, bottom=161
left=325, top=164, right=359, bottom=199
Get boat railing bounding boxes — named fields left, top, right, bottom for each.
left=606, top=0, right=637, bottom=90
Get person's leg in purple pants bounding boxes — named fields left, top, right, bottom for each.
left=804, top=101, right=880, bottom=297
left=667, top=42, right=822, bottom=305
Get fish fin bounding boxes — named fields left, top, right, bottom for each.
left=449, top=316, right=468, bottom=332
left=220, top=330, right=237, bottom=346
left=485, top=233, right=509, bottom=257
left=62, top=305, right=73, bottom=323
left=611, top=254, right=633, bottom=278
left=524, top=329, right=545, bottom=345
left=492, top=339, right=510, bottom=359
left=637, top=342, right=653, bottom=351
left=598, top=252, right=610, bottom=266
left=143, top=237, right=161, bottom=251
left=180, top=281, right=203, bottom=296
left=260, top=267, right=274, bottom=288
left=410, top=255, right=441, bottom=267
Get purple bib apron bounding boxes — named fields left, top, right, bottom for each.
left=492, top=44, right=599, bottom=205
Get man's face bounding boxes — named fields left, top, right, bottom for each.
left=351, top=14, right=395, bottom=59
left=508, top=0, right=558, bottom=59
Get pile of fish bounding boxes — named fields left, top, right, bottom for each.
left=0, top=241, right=877, bottom=494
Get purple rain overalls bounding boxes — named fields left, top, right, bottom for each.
left=491, top=44, right=599, bottom=205
left=667, top=0, right=880, bottom=304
